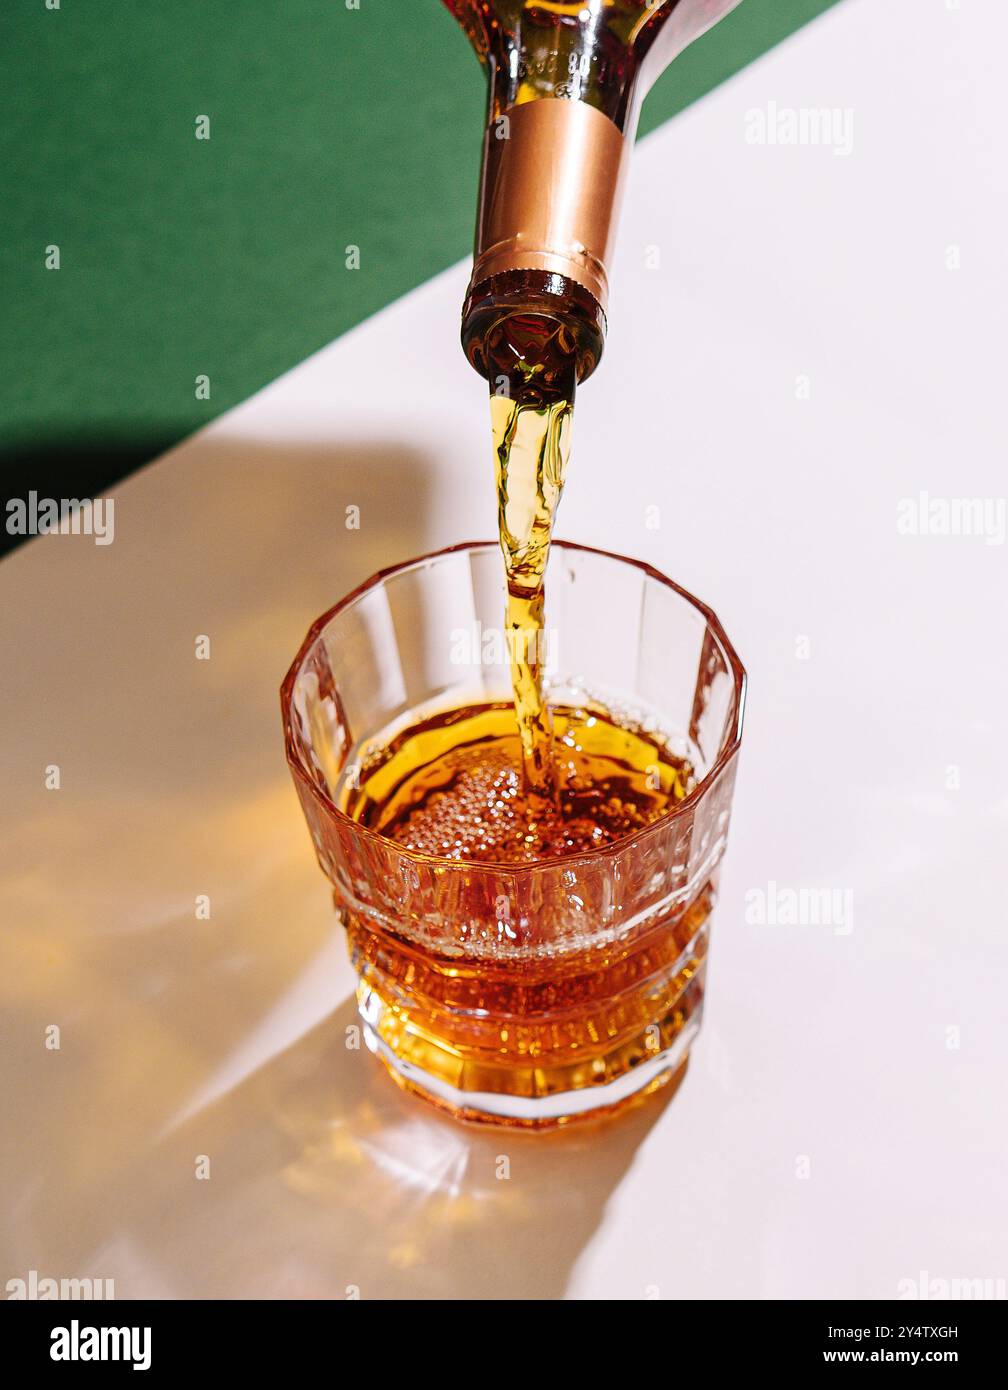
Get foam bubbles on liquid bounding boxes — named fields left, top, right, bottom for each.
left=382, top=747, right=667, bottom=865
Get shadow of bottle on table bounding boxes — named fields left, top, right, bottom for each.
left=1, top=431, right=678, bottom=1300
left=0, top=433, right=177, bottom=561
left=0, top=435, right=432, bottom=1268
left=115, top=996, right=683, bottom=1301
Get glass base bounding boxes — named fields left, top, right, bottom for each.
left=359, top=984, right=699, bottom=1130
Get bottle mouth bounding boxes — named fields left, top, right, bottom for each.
left=461, top=269, right=607, bottom=389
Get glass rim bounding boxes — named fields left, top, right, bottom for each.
left=281, top=539, right=747, bottom=875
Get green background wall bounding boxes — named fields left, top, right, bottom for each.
left=0, top=0, right=840, bottom=554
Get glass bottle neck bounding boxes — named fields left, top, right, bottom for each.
left=472, top=95, right=630, bottom=313
left=454, top=0, right=745, bottom=384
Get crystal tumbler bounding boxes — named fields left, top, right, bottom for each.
left=281, top=541, right=745, bottom=1128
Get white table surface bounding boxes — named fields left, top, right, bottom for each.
left=3, top=0, right=1006, bottom=1300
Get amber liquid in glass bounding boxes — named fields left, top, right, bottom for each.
left=347, top=701, right=695, bottom=861
left=338, top=701, right=711, bottom=1124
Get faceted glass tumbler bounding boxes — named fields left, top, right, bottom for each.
left=281, top=541, right=745, bottom=1128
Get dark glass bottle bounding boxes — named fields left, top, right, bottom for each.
left=445, top=1, right=742, bottom=387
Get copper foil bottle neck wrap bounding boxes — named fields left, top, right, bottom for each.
left=470, top=98, right=630, bottom=314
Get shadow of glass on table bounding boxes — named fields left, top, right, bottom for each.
left=115, top=996, right=683, bottom=1300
